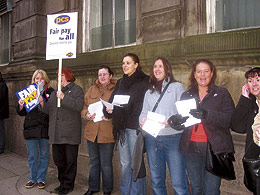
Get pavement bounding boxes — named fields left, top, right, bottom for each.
left=0, top=151, right=120, bottom=195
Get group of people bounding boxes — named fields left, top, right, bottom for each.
left=14, top=52, right=260, bottom=195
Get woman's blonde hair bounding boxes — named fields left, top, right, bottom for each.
left=31, top=69, right=51, bottom=87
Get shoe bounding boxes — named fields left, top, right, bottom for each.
left=84, top=189, right=99, bottom=195
left=51, top=185, right=62, bottom=194
left=59, top=187, right=73, bottom=195
left=25, top=181, right=36, bottom=189
left=103, top=192, right=112, bottom=195
left=38, top=182, right=46, bottom=189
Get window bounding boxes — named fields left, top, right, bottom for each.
left=207, top=0, right=260, bottom=33
left=89, top=0, right=136, bottom=50
left=0, top=0, right=11, bottom=64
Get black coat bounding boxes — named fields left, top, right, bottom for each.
left=16, top=87, right=54, bottom=140
left=231, top=94, right=260, bottom=157
left=179, top=85, right=235, bottom=154
left=0, top=80, right=9, bottom=119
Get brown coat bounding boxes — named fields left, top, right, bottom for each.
left=82, top=79, right=116, bottom=143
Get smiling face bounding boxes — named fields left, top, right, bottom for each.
left=98, top=68, right=112, bottom=86
left=34, top=73, right=45, bottom=85
left=248, top=75, right=260, bottom=97
left=153, top=59, right=166, bottom=81
left=194, top=62, right=213, bottom=88
left=122, top=56, right=138, bottom=76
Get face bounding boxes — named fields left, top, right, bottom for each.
left=122, top=56, right=138, bottom=76
left=61, top=74, right=69, bottom=87
left=98, top=68, right=112, bottom=86
left=34, top=73, right=45, bottom=85
left=153, top=59, right=166, bottom=81
left=194, top=62, right=213, bottom=88
left=248, top=75, right=260, bottom=96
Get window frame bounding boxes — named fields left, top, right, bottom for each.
left=82, top=0, right=136, bottom=52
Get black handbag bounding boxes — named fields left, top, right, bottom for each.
left=206, top=142, right=236, bottom=180
left=242, top=142, right=260, bottom=192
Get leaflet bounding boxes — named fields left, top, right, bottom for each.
left=88, top=101, right=103, bottom=122
left=142, top=111, right=165, bottom=138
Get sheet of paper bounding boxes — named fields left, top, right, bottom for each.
left=175, top=98, right=201, bottom=127
left=142, top=111, right=165, bottom=138
left=112, top=95, right=130, bottom=105
left=100, top=98, right=114, bottom=110
left=88, top=101, right=103, bottom=122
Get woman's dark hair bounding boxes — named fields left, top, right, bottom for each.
left=245, top=67, right=260, bottom=79
left=123, top=53, right=142, bottom=71
left=189, top=59, right=216, bottom=88
left=98, top=65, right=114, bottom=76
left=56, top=67, right=75, bottom=82
left=149, top=57, right=177, bottom=93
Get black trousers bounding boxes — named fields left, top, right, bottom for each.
left=52, top=144, right=79, bottom=189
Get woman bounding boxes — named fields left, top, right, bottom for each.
left=17, top=70, right=54, bottom=189
left=42, top=67, right=84, bottom=195
left=170, top=59, right=235, bottom=195
left=231, top=67, right=260, bottom=194
left=82, top=65, right=116, bottom=195
left=139, top=57, right=189, bottom=195
left=103, top=53, right=149, bottom=195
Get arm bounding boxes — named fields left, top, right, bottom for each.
left=139, top=91, right=150, bottom=127
left=231, top=95, right=254, bottom=134
left=203, top=88, right=235, bottom=129
left=16, top=99, right=27, bottom=116
left=61, top=86, right=84, bottom=112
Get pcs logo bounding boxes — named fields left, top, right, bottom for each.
left=55, top=15, right=70, bottom=25
left=66, top=52, right=73, bottom=57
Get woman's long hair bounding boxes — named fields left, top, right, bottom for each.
left=31, top=69, right=51, bottom=88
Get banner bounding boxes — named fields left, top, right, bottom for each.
left=46, top=12, right=78, bottom=60
left=16, top=83, right=39, bottom=113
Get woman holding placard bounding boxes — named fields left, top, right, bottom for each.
left=139, top=57, right=189, bottom=195
left=81, top=65, right=116, bottom=195
left=169, top=59, right=235, bottom=194
left=42, top=67, right=84, bottom=194
left=103, top=53, right=149, bottom=195
left=17, top=70, right=54, bottom=189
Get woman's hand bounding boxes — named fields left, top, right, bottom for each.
left=242, top=84, right=250, bottom=98
left=86, top=112, right=96, bottom=121
left=18, top=99, right=24, bottom=111
left=56, top=91, right=65, bottom=99
left=106, top=108, right=113, bottom=114
left=140, top=118, right=147, bottom=128
left=102, top=116, right=111, bottom=121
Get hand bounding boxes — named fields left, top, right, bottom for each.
left=140, top=118, right=147, bottom=128
left=189, top=109, right=208, bottom=119
left=167, top=114, right=188, bottom=130
left=56, top=91, right=64, bottom=99
left=242, top=84, right=250, bottom=98
left=18, top=99, right=24, bottom=111
left=86, top=112, right=96, bottom=121
left=102, top=116, right=110, bottom=121
left=106, top=108, right=113, bottom=114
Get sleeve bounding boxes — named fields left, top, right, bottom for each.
left=231, top=95, right=254, bottom=134
left=16, top=103, right=27, bottom=116
left=204, top=88, right=235, bottom=129
left=139, top=91, right=150, bottom=124
left=62, top=86, right=84, bottom=112
left=81, top=87, right=91, bottom=120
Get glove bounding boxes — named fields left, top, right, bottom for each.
left=189, top=109, right=208, bottom=119
left=168, top=114, right=188, bottom=130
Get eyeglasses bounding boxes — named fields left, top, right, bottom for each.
left=98, top=73, right=109, bottom=77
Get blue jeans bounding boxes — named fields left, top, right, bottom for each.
left=25, top=139, right=50, bottom=182
left=0, top=120, right=5, bottom=153
left=184, top=142, right=221, bottom=195
left=145, top=133, right=189, bottom=195
left=87, top=139, right=115, bottom=193
left=118, top=129, right=146, bottom=195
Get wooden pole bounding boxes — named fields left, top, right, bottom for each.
left=57, top=58, right=62, bottom=107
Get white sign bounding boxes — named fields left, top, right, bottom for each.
left=46, top=12, right=78, bottom=60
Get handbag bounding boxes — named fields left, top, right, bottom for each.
left=242, top=142, right=260, bottom=192
left=206, top=142, right=236, bottom=180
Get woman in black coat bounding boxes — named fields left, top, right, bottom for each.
left=103, top=53, right=149, bottom=195
left=17, top=70, right=53, bottom=190
left=231, top=67, right=260, bottom=194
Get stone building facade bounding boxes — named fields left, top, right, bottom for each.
left=1, top=0, right=260, bottom=194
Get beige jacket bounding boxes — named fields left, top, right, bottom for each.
left=82, top=79, right=116, bottom=143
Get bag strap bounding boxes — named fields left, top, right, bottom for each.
left=152, top=82, right=171, bottom=112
